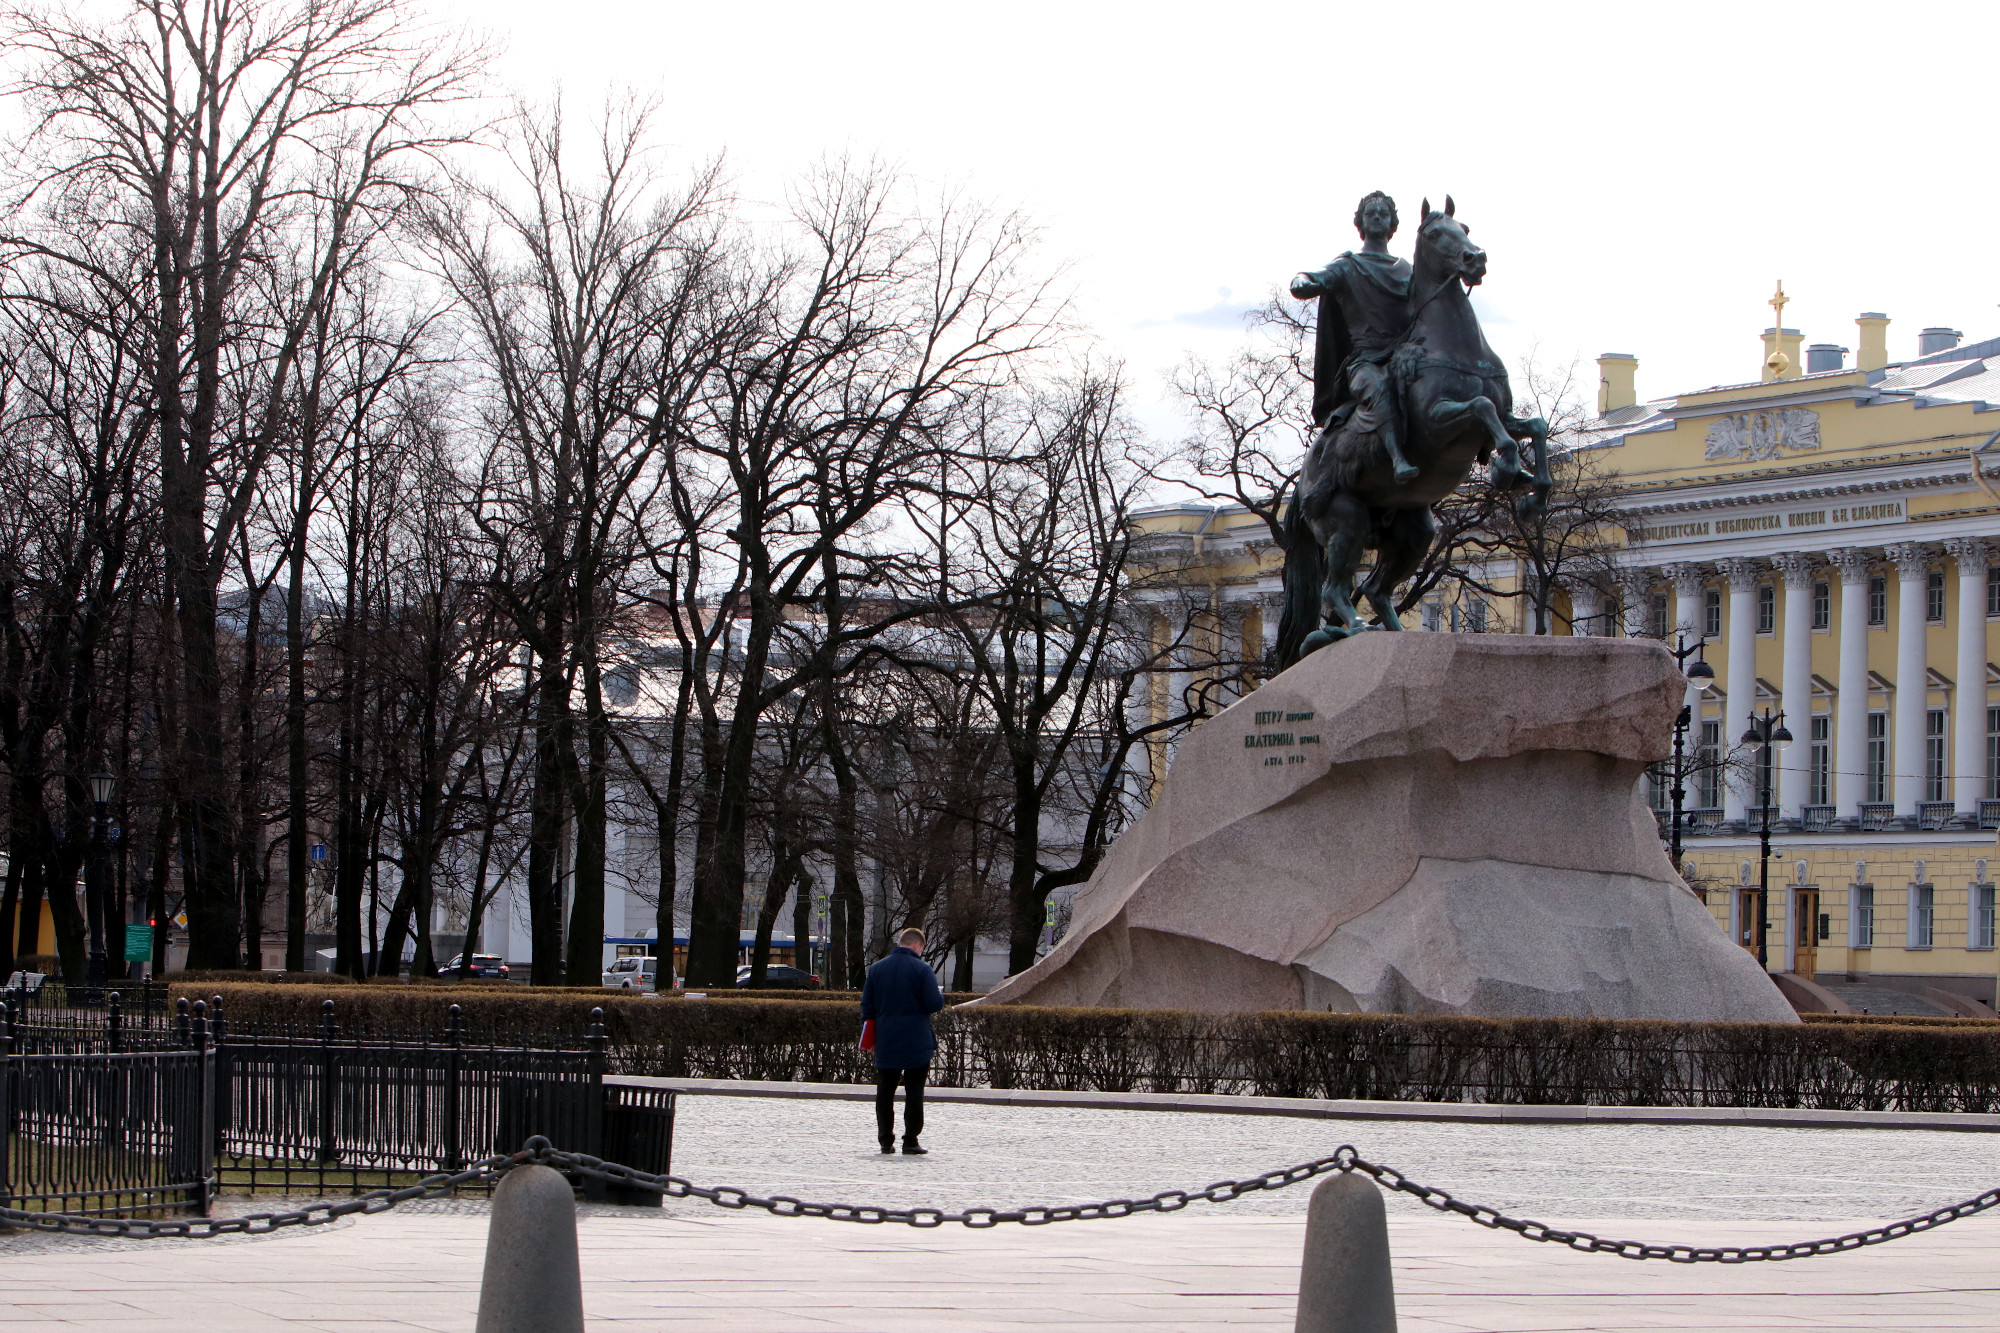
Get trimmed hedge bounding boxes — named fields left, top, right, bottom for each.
left=164, top=980, right=2000, bottom=1113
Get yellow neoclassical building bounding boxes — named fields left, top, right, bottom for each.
left=1130, top=303, right=2000, bottom=1016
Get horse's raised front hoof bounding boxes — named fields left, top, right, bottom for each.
left=1489, top=459, right=1525, bottom=491
left=1515, top=491, right=1549, bottom=521
left=1392, top=464, right=1419, bottom=485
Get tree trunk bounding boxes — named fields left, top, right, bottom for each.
left=564, top=668, right=608, bottom=986
left=1004, top=758, right=1047, bottom=976
left=284, top=489, right=313, bottom=971
left=792, top=869, right=814, bottom=984
left=524, top=641, right=571, bottom=985
left=689, top=609, right=769, bottom=986
left=951, top=934, right=974, bottom=993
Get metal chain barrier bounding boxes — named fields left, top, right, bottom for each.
left=8, top=1137, right=1999, bottom=1263
left=0, top=1155, right=518, bottom=1240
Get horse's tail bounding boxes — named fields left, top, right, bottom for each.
left=1274, top=491, right=1319, bottom=672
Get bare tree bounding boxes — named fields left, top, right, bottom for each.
left=3, top=0, right=483, bottom=966
left=669, top=165, right=1059, bottom=987
left=432, top=98, right=723, bottom=983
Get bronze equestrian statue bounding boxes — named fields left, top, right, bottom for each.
left=1275, top=193, right=1551, bottom=668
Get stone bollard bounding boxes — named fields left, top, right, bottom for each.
left=1294, top=1172, right=1397, bottom=1333
left=475, top=1164, right=585, bottom=1333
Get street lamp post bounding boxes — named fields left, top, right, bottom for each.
left=1668, top=635, right=1716, bottom=873
left=85, top=766, right=115, bottom=991
left=1740, top=708, right=1794, bottom=969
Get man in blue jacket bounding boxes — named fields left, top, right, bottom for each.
left=861, top=926, right=946, bottom=1154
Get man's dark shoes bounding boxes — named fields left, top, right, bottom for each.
left=901, top=1140, right=928, bottom=1155
left=879, top=1141, right=895, bottom=1154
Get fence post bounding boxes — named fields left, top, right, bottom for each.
left=317, top=999, right=338, bottom=1164
left=173, top=995, right=190, bottom=1049
left=474, top=1163, right=585, bottom=1333
left=209, top=995, right=229, bottom=1167
left=582, top=1008, right=606, bottom=1203
left=192, top=1000, right=214, bottom=1217
left=1293, top=1173, right=1396, bottom=1333
left=107, top=990, right=122, bottom=1054
left=445, top=1004, right=464, bottom=1171
left=1, top=1003, right=12, bottom=1215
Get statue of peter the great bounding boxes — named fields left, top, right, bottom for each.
left=1290, top=191, right=1417, bottom=482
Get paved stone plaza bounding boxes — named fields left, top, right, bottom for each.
left=3, top=1094, right=1997, bottom=1330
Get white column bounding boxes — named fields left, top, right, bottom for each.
left=1667, top=564, right=1707, bottom=640
left=1829, top=549, right=1872, bottom=820
left=1570, top=583, right=1604, bottom=636
left=1258, top=593, right=1282, bottom=658
left=1219, top=601, right=1251, bottom=699
left=1948, top=538, right=1990, bottom=816
left=1718, top=557, right=1760, bottom=825
left=1618, top=570, right=1650, bottom=638
left=1773, top=553, right=1815, bottom=815
left=1888, top=542, right=1930, bottom=819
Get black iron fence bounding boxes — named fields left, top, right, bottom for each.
left=1, top=984, right=178, bottom=1054
left=0, top=1043, right=213, bottom=1217
left=1, top=998, right=675, bottom=1219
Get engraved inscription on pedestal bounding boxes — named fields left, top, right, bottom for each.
left=1245, top=710, right=1317, bottom=766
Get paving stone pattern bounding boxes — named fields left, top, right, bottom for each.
left=1813, top=982, right=1951, bottom=1017
left=3, top=1094, right=1998, bottom=1330
left=662, top=1089, right=2000, bottom=1222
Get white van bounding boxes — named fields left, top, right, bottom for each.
left=601, top=955, right=666, bottom=992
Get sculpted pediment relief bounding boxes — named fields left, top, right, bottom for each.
left=1704, top=408, right=1821, bottom=462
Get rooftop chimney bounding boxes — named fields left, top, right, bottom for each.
left=1917, top=327, right=1964, bottom=357
left=1805, top=344, right=1847, bottom=374
left=1760, top=328, right=1803, bottom=382
left=1596, top=353, right=1637, bottom=414
left=1856, top=313, right=1890, bottom=371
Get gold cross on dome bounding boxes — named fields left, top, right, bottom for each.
left=1766, top=280, right=1791, bottom=376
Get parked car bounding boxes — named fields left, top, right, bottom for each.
left=734, top=964, right=821, bottom=990
left=602, top=956, right=666, bottom=992
left=442, top=953, right=509, bottom=979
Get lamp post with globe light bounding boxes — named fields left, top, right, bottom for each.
left=1740, top=708, right=1794, bottom=968
left=1668, top=635, right=1716, bottom=874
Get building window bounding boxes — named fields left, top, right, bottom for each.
left=1852, top=885, right=1875, bottom=947
left=1868, top=575, right=1887, bottom=626
left=1926, top=568, right=1947, bottom=623
left=1809, top=715, right=1830, bottom=805
left=1703, top=588, right=1721, bottom=638
left=1866, top=711, right=1888, bottom=803
left=1422, top=601, right=1442, bottom=632
left=1459, top=599, right=1488, bottom=634
left=1811, top=579, right=1830, bottom=630
left=1989, top=706, right=2000, bottom=800
left=1973, top=883, right=1997, bottom=950
left=1756, top=583, right=1775, bottom=635
left=1648, top=592, right=1668, bottom=639
left=1697, top=719, right=1722, bottom=808
left=1927, top=709, right=1948, bottom=801
left=1988, top=565, right=2000, bottom=619
left=1908, top=883, right=1933, bottom=948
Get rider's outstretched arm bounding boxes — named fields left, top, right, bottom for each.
left=1290, top=266, right=1337, bottom=301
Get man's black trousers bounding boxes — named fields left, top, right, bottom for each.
left=875, top=1066, right=926, bottom=1145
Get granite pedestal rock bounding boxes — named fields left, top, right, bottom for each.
left=984, top=634, right=1795, bottom=1022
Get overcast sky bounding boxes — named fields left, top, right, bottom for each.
left=414, top=0, right=1997, bottom=427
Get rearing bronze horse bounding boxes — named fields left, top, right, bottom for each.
left=1276, top=197, right=1550, bottom=667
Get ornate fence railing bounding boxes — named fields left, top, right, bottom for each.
left=0, top=1044, right=212, bottom=1217
left=1, top=999, right=674, bottom=1218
